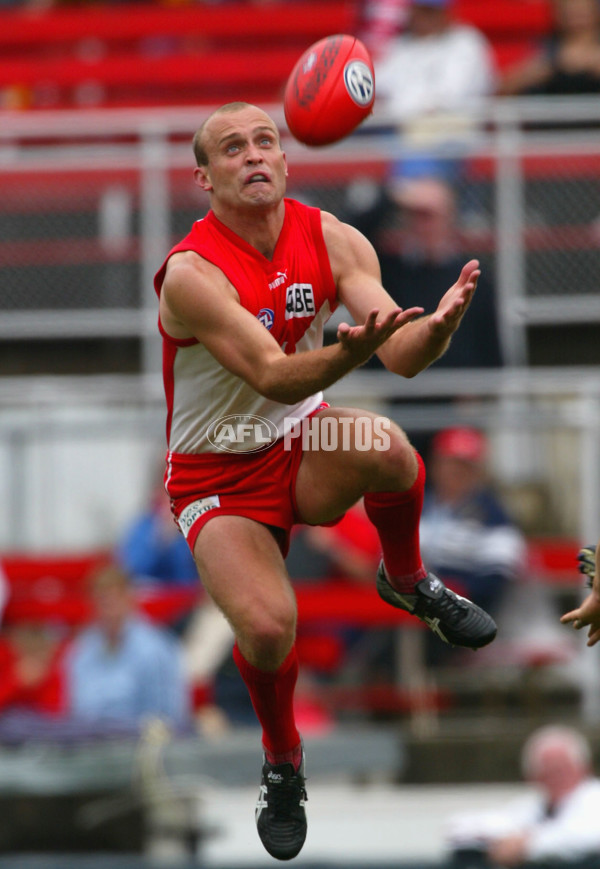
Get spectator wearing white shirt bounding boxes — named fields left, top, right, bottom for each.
left=446, top=725, right=600, bottom=867
left=374, top=0, right=496, bottom=182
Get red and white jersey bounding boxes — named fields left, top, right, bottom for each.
left=154, top=198, right=338, bottom=454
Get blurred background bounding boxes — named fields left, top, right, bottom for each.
left=2, top=0, right=600, bottom=866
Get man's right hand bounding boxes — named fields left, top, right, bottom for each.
left=336, top=306, right=424, bottom=365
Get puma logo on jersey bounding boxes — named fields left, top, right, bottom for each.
left=268, top=270, right=288, bottom=290
left=285, top=283, right=315, bottom=319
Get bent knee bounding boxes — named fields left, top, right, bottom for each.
left=370, top=428, right=418, bottom=490
left=239, top=598, right=297, bottom=665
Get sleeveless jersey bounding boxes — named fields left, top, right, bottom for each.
left=154, top=198, right=338, bottom=454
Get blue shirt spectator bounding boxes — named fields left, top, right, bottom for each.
left=65, top=564, right=191, bottom=729
left=117, top=508, right=198, bottom=587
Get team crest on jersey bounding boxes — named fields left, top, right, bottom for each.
left=257, top=307, right=275, bottom=330
left=285, top=283, right=315, bottom=319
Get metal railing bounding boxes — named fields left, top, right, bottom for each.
left=2, top=96, right=600, bottom=368
left=1, top=96, right=600, bottom=552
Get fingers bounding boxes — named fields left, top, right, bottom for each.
left=378, top=307, right=424, bottom=331
left=360, top=307, right=424, bottom=335
left=455, top=259, right=481, bottom=295
left=397, top=305, right=425, bottom=322
left=363, top=309, right=381, bottom=330
left=368, top=307, right=402, bottom=332
left=588, top=627, right=600, bottom=647
left=337, top=305, right=425, bottom=348
left=560, top=609, right=585, bottom=628
left=459, top=258, right=480, bottom=281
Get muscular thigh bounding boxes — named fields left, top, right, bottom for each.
left=294, top=406, right=417, bottom=526
left=192, top=514, right=296, bottom=638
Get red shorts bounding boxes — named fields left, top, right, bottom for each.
left=166, top=404, right=340, bottom=556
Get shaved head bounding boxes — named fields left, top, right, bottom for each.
left=193, top=102, right=279, bottom=167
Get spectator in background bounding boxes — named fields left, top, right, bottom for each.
left=446, top=724, right=600, bottom=867
left=499, top=0, right=600, bottom=97
left=117, top=481, right=198, bottom=590
left=293, top=499, right=382, bottom=585
left=346, top=173, right=503, bottom=485
left=420, top=426, right=526, bottom=620
left=360, top=0, right=409, bottom=63
left=376, top=176, right=503, bottom=369
left=375, top=0, right=496, bottom=183
left=0, top=623, right=66, bottom=718
left=117, top=474, right=235, bottom=729
left=286, top=502, right=383, bottom=730
left=65, top=563, right=191, bottom=731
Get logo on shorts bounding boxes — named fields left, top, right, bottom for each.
left=207, top=414, right=279, bottom=453
left=178, top=495, right=221, bottom=538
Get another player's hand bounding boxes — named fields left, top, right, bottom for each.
left=560, top=590, right=600, bottom=646
left=560, top=543, right=600, bottom=645
left=429, top=259, right=480, bottom=336
left=337, top=306, right=424, bottom=363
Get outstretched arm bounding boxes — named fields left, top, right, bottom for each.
left=159, top=250, right=423, bottom=405
left=560, top=543, right=600, bottom=646
left=323, top=212, right=480, bottom=377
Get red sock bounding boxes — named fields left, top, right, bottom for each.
left=363, top=450, right=427, bottom=593
left=233, top=643, right=302, bottom=769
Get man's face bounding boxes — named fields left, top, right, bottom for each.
left=529, top=743, right=585, bottom=802
left=430, top=454, right=483, bottom=503
left=194, top=107, right=288, bottom=212
left=409, top=3, right=447, bottom=37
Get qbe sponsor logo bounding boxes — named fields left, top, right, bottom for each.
left=283, top=415, right=391, bottom=451
left=285, top=283, right=315, bottom=319
left=178, top=495, right=220, bottom=538
left=207, top=414, right=279, bottom=453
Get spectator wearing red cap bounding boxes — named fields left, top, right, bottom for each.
left=419, top=427, right=526, bottom=635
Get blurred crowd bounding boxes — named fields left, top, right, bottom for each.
left=3, top=0, right=600, bottom=110
left=0, top=0, right=594, bottom=732
left=0, top=416, right=532, bottom=740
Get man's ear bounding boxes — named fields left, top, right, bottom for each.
left=194, top=166, right=213, bottom=192
left=283, top=151, right=288, bottom=177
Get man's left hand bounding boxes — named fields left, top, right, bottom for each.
left=429, top=259, right=480, bottom=337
